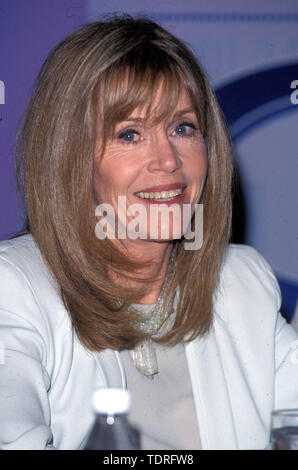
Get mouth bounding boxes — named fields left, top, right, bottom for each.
left=134, top=183, right=186, bottom=204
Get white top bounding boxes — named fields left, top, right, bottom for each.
left=0, top=234, right=298, bottom=450
left=120, top=342, right=201, bottom=450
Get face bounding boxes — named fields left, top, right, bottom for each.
left=93, top=86, right=208, bottom=248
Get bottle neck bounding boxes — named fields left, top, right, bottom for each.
left=95, top=413, right=128, bottom=426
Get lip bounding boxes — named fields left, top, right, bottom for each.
left=134, top=183, right=187, bottom=206
left=134, top=182, right=186, bottom=194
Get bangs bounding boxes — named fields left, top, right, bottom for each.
left=97, top=53, right=207, bottom=150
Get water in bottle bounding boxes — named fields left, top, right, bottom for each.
left=271, top=426, right=298, bottom=450
left=84, top=388, right=140, bottom=450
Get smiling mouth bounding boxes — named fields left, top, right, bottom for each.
left=135, top=188, right=183, bottom=202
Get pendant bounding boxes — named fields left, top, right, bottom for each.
left=131, top=339, right=158, bottom=379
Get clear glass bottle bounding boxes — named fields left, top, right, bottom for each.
left=84, top=388, right=140, bottom=450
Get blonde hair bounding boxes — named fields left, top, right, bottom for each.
left=15, top=16, right=233, bottom=351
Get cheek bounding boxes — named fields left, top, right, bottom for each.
left=93, top=160, right=116, bottom=201
left=188, top=145, right=208, bottom=181
left=94, top=157, right=139, bottom=202
left=200, top=152, right=208, bottom=180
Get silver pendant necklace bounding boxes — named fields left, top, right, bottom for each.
left=130, top=251, right=176, bottom=379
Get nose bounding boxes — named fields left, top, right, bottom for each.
left=147, top=136, right=181, bottom=173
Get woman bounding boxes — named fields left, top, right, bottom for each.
left=0, top=15, right=297, bottom=450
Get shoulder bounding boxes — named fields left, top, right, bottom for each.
left=214, top=244, right=281, bottom=326
left=0, top=233, right=58, bottom=295
left=0, top=233, right=48, bottom=271
left=0, top=233, right=45, bottom=269
left=0, top=234, right=68, bottom=331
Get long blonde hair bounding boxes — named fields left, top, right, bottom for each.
left=15, top=16, right=233, bottom=351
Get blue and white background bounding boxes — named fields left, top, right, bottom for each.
left=0, top=0, right=297, bottom=323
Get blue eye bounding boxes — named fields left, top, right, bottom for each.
left=118, top=129, right=139, bottom=143
left=175, top=125, right=187, bottom=135
left=173, top=122, right=196, bottom=137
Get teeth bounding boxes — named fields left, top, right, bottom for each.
left=136, top=188, right=183, bottom=200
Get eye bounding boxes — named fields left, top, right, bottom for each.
left=118, top=129, right=140, bottom=144
left=172, top=122, right=197, bottom=137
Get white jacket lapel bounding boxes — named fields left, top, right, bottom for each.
left=94, top=349, right=126, bottom=389
left=185, top=327, right=238, bottom=450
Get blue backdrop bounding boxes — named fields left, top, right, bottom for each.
left=1, top=0, right=297, bottom=320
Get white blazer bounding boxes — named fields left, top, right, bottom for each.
left=0, top=234, right=297, bottom=450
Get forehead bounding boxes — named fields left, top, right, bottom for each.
left=125, top=86, right=194, bottom=122
left=97, top=68, right=206, bottom=144
left=115, top=87, right=195, bottom=130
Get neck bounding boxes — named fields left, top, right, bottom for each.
left=112, top=240, right=174, bottom=304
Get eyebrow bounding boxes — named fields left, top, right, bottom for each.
left=172, top=107, right=196, bottom=118
left=121, top=117, right=145, bottom=124
left=122, top=107, right=196, bottom=124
